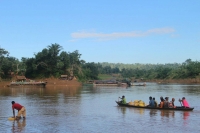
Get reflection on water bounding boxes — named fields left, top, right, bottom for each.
left=183, top=111, right=190, bottom=120
left=12, top=119, right=26, bottom=132
left=160, top=110, right=175, bottom=118
left=133, top=108, right=145, bottom=115
left=117, top=107, right=127, bottom=114
left=117, top=107, right=145, bottom=115
left=149, top=109, right=158, bottom=117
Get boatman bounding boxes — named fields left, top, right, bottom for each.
left=11, top=101, right=26, bottom=120
left=119, top=95, right=127, bottom=104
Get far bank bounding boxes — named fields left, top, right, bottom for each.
left=0, top=78, right=82, bottom=88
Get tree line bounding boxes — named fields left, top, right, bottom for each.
left=0, top=44, right=199, bottom=82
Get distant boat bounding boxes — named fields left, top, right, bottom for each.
left=93, top=80, right=128, bottom=87
left=8, top=81, right=47, bottom=87
left=131, top=82, right=146, bottom=86
left=93, top=82, right=127, bottom=87
left=7, top=76, right=47, bottom=87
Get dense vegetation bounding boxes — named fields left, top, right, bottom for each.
left=0, top=44, right=200, bottom=82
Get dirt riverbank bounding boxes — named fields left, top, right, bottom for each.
left=1, top=78, right=200, bottom=88
left=0, top=78, right=82, bottom=88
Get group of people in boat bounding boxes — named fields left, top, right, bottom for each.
left=147, top=96, right=190, bottom=108
left=119, top=95, right=190, bottom=108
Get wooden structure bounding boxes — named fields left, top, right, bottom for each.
left=60, top=75, right=68, bottom=80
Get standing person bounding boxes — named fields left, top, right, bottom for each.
left=119, top=95, right=126, bottom=104
left=179, top=97, right=190, bottom=108
left=11, top=101, right=26, bottom=119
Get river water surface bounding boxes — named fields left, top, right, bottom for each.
left=0, top=83, right=200, bottom=133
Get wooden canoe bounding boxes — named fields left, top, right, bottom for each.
left=8, top=81, right=47, bottom=87
left=116, top=101, right=194, bottom=111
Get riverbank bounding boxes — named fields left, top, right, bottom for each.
left=0, top=78, right=82, bottom=88
left=45, top=78, right=82, bottom=87
left=1, top=78, right=200, bottom=88
left=146, top=78, right=200, bottom=84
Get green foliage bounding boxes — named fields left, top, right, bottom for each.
left=98, top=74, right=113, bottom=80
left=0, top=45, right=200, bottom=82
left=97, top=59, right=200, bottom=80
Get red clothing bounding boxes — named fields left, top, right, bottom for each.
left=12, top=103, right=23, bottom=111
left=182, top=99, right=190, bottom=107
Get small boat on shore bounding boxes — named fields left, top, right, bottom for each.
left=93, top=80, right=128, bottom=87
left=7, top=76, right=47, bottom=87
left=93, top=82, right=127, bottom=87
left=8, top=81, right=47, bottom=87
left=116, top=101, right=194, bottom=111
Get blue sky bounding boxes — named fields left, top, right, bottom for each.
left=0, top=0, right=199, bottom=64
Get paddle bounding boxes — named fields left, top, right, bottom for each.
left=179, top=98, right=182, bottom=106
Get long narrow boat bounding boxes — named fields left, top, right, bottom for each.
left=116, top=101, right=194, bottom=111
left=93, top=83, right=127, bottom=87
left=8, top=81, right=47, bottom=87
left=131, top=83, right=146, bottom=86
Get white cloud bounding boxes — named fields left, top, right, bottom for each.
left=71, top=27, right=175, bottom=41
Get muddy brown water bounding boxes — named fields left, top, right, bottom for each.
left=0, top=83, right=200, bottom=133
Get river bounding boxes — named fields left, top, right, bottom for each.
left=0, top=83, right=200, bottom=133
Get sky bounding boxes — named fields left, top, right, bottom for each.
left=0, top=0, right=200, bottom=64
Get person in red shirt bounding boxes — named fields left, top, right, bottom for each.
left=11, top=101, right=26, bottom=119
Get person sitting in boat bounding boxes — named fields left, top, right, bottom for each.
left=153, top=97, right=158, bottom=107
left=11, top=101, right=26, bottom=120
left=119, top=95, right=126, bottom=104
left=163, top=97, right=169, bottom=108
left=179, top=97, right=190, bottom=108
left=159, top=97, right=165, bottom=108
left=169, top=98, right=176, bottom=108
left=147, top=96, right=155, bottom=107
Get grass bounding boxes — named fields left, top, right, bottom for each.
left=98, top=74, right=113, bottom=80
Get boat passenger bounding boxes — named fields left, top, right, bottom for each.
left=163, top=97, right=169, bottom=108
left=169, top=98, right=176, bottom=108
left=153, top=97, right=158, bottom=107
left=11, top=101, right=26, bottom=120
left=119, top=95, right=127, bottom=104
left=179, top=97, right=190, bottom=108
left=159, top=97, right=165, bottom=108
left=147, top=96, right=155, bottom=107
